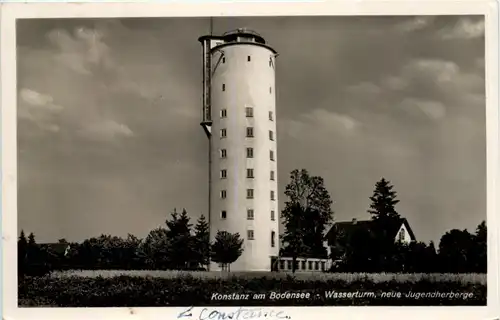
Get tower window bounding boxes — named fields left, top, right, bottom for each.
left=222, top=84, right=226, bottom=91
left=269, top=111, right=273, bottom=121
left=223, top=57, right=226, bottom=63
left=247, top=209, right=254, bottom=220
left=269, top=87, right=272, bottom=94
left=247, top=148, right=254, bottom=158
left=247, top=56, right=251, bottom=62
left=247, top=168, right=254, bottom=178
left=221, top=109, right=227, bottom=118
left=221, top=210, right=227, bottom=219
left=270, top=150, right=275, bottom=161
left=270, top=170, right=275, bottom=181
left=220, top=129, right=226, bottom=138
left=220, top=169, right=227, bottom=179
left=271, top=210, right=275, bottom=221
left=271, top=191, right=275, bottom=201
left=220, top=190, right=227, bottom=199
left=246, top=107, right=254, bottom=117
left=269, top=58, right=272, bottom=67
left=247, top=230, right=254, bottom=240
left=220, top=149, right=227, bottom=158
left=269, top=131, right=274, bottom=141
left=271, top=231, right=276, bottom=247
left=246, top=127, right=254, bottom=137
left=247, top=189, right=254, bottom=199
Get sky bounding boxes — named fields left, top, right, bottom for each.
left=16, top=15, right=486, bottom=246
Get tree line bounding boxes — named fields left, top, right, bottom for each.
left=279, top=170, right=487, bottom=274
left=18, top=168, right=487, bottom=276
left=18, top=209, right=245, bottom=277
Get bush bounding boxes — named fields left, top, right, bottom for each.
left=18, top=273, right=486, bottom=307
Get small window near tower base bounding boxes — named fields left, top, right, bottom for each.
left=271, top=231, right=276, bottom=247
left=247, top=56, right=251, bottom=62
left=221, top=210, right=227, bottom=219
left=222, top=84, right=226, bottom=91
left=269, top=111, right=273, bottom=121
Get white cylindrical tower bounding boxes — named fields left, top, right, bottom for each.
left=199, top=29, right=279, bottom=271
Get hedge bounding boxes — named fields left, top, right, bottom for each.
left=18, top=275, right=486, bottom=307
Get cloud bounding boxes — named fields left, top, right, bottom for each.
left=381, top=76, right=409, bottom=91
left=437, top=18, right=485, bottom=40
left=78, top=120, right=134, bottom=142
left=402, top=59, right=460, bottom=83
left=396, top=16, right=434, bottom=33
left=400, top=98, right=446, bottom=120
left=345, top=82, right=382, bottom=96
left=18, top=88, right=64, bottom=133
left=47, top=27, right=113, bottom=75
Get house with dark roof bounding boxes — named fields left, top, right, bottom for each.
left=323, top=217, right=416, bottom=258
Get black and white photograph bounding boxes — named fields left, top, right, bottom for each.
left=1, top=1, right=499, bottom=317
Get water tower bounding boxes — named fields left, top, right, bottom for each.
left=198, top=28, right=279, bottom=271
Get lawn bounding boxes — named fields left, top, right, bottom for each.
left=19, top=270, right=487, bottom=307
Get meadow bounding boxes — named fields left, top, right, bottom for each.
left=19, top=270, right=487, bottom=307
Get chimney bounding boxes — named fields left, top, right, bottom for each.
left=352, top=218, right=357, bottom=225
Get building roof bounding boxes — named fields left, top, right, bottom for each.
left=324, top=217, right=416, bottom=242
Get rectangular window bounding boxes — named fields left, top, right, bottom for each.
left=271, top=191, right=275, bottom=201
left=269, top=130, right=274, bottom=141
left=270, top=150, right=275, bottom=161
left=247, top=168, right=254, bottom=178
left=269, top=58, right=272, bottom=67
left=270, top=171, right=275, bottom=181
left=220, top=190, right=227, bottom=199
left=280, top=260, right=285, bottom=270
left=247, top=230, right=254, bottom=240
left=247, top=189, right=254, bottom=199
left=220, top=169, right=227, bottom=179
left=321, top=261, right=326, bottom=271
left=246, top=127, right=254, bottom=137
left=287, top=260, right=292, bottom=269
left=315, top=261, right=319, bottom=270
left=247, top=209, right=254, bottom=220
left=221, top=149, right=227, bottom=158
left=222, top=57, right=226, bottom=63
left=271, top=210, right=275, bottom=221
left=221, top=109, right=227, bottom=118
left=220, top=129, right=226, bottom=138
left=221, top=210, right=227, bottom=219
left=301, top=261, right=306, bottom=270
left=269, top=111, right=273, bottom=121
left=247, top=148, right=254, bottom=158
left=271, top=231, right=275, bottom=247
left=222, top=84, right=226, bottom=91
left=246, top=107, right=253, bottom=117
left=308, top=261, right=313, bottom=270
left=269, top=86, right=272, bottom=94
left=247, top=56, right=251, bottom=62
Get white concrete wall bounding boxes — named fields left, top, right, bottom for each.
left=394, top=223, right=412, bottom=244
left=209, top=43, right=279, bottom=271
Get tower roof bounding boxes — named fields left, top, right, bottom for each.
left=221, top=28, right=266, bottom=44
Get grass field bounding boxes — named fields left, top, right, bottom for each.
left=19, top=270, right=487, bottom=307
left=50, top=269, right=487, bottom=285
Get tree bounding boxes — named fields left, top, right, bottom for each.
left=165, top=208, right=196, bottom=269
left=193, top=215, right=210, bottom=269
left=438, top=229, right=474, bottom=273
left=367, top=178, right=402, bottom=270
left=368, top=178, right=401, bottom=221
left=211, top=231, right=244, bottom=272
left=18, top=230, right=28, bottom=277
left=281, top=169, right=334, bottom=271
left=469, top=221, right=487, bottom=273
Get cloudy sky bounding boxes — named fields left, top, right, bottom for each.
left=17, top=15, right=486, bottom=245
